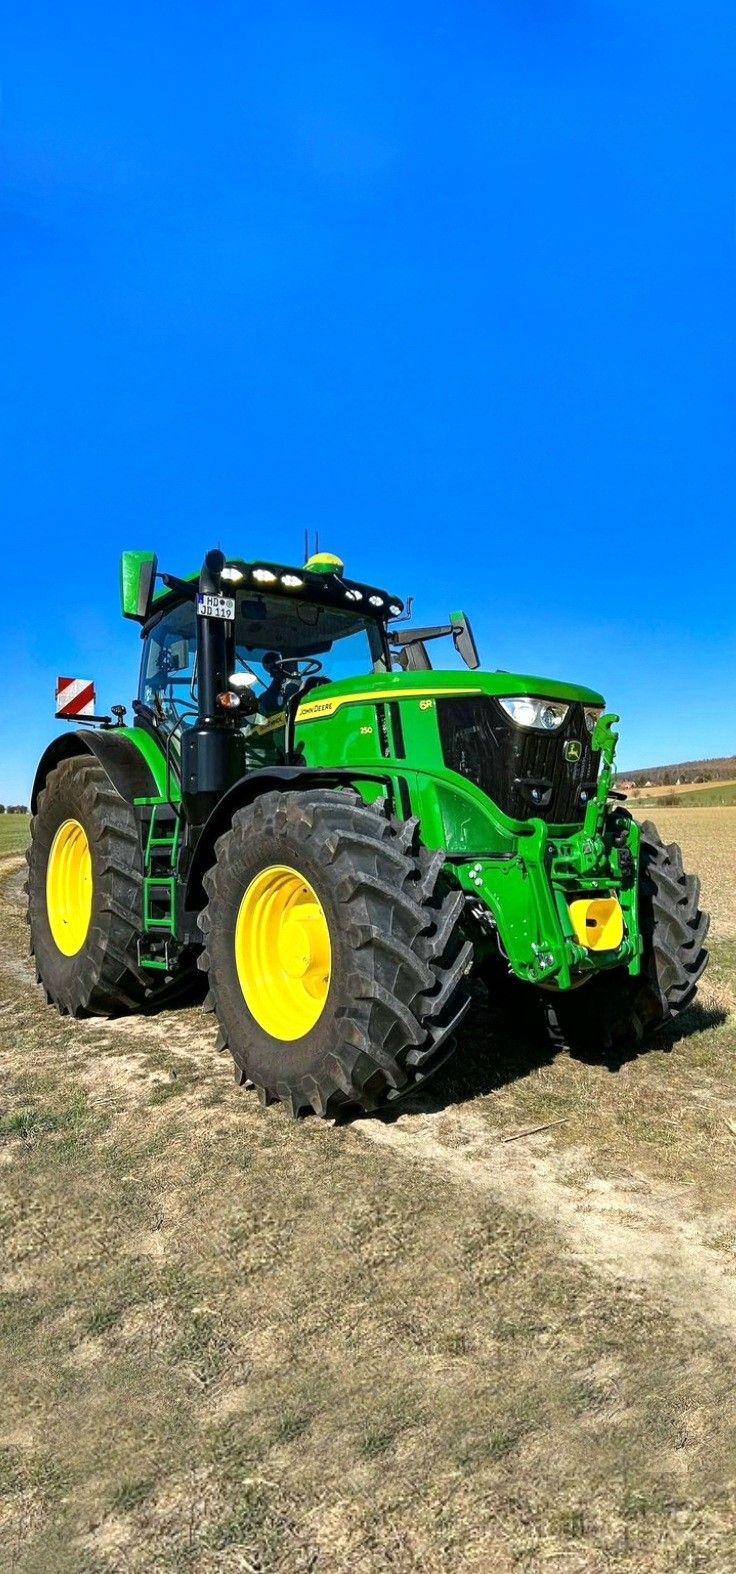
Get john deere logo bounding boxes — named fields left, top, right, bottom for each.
left=564, top=739, right=583, bottom=763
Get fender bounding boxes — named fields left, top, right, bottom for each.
left=184, top=766, right=393, bottom=911
left=31, top=730, right=160, bottom=813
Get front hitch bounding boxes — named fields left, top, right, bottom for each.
left=582, top=712, right=620, bottom=841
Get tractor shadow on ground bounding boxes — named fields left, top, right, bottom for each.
left=359, top=988, right=729, bottom=1125
left=139, top=967, right=208, bottom=1017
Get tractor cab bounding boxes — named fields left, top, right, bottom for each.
left=130, top=551, right=403, bottom=746
left=137, top=583, right=392, bottom=737
left=131, top=549, right=481, bottom=746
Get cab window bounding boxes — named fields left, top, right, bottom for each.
left=139, top=601, right=197, bottom=731
left=139, top=592, right=388, bottom=729
left=234, top=593, right=387, bottom=716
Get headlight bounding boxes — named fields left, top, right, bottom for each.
left=498, top=696, right=570, bottom=731
left=583, top=705, right=604, bottom=734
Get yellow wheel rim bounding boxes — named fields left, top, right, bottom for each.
left=46, top=819, right=93, bottom=956
left=235, top=864, right=332, bottom=1041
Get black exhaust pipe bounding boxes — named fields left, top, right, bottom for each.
left=197, top=548, right=228, bottom=722
left=181, top=549, right=246, bottom=821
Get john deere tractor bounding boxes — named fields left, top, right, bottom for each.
left=26, top=547, right=709, bottom=1116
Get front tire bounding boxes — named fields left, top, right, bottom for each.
left=545, top=819, right=709, bottom=1054
left=198, top=790, right=473, bottom=1117
left=26, top=757, right=147, bottom=1016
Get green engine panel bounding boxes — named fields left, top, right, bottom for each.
left=288, top=669, right=640, bottom=991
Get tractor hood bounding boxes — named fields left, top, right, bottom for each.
left=296, top=667, right=604, bottom=723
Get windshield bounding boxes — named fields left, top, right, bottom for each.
left=139, top=594, right=388, bottom=731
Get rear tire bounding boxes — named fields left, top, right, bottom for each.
left=198, top=790, right=473, bottom=1117
left=544, top=819, right=709, bottom=1055
left=26, top=757, right=147, bottom=1016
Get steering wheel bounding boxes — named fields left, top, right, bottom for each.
left=273, top=657, right=323, bottom=681
left=279, top=658, right=332, bottom=702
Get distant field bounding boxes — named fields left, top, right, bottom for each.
left=0, top=815, right=30, bottom=855
left=670, top=782, right=736, bottom=806
left=630, top=780, right=736, bottom=808
left=634, top=804, right=736, bottom=943
left=629, top=776, right=736, bottom=800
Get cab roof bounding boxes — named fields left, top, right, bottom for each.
left=151, top=558, right=405, bottom=624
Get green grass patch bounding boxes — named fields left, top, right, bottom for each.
left=0, top=815, right=30, bottom=854
left=0, top=1108, right=62, bottom=1140
left=109, top=1475, right=155, bottom=1512
left=0, top=1092, right=89, bottom=1146
left=0, top=1291, right=45, bottom=1342
left=206, top=1484, right=282, bottom=1559
left=85, top=1303, right=125, bottom=1337
left=149, top=1078, right=188, bottom=1104
left=168, top=1305, right=235, bottom=1387
left=0, top=1446, right=65, bottom=1502
left=358, top=1426, right=396, bottom=1458
left=455, top=1429, right=521, bottom=1466
left=622, top=1486, right=676, bottom=1519
left=272, top=1410, right=311, bottom=1445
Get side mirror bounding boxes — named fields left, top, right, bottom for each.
left=451, top=611, right=480, bottom=670
left=120, top=551, right=158, bottom=622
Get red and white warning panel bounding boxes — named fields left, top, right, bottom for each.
left=56, top=677, right=96, bottom=720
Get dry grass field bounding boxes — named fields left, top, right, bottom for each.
left=2, top=810, right=736, bottom=1572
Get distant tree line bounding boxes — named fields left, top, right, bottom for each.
left=0, top=805, right=29, bottom=814
left=627, top=754, right=736, bottom=788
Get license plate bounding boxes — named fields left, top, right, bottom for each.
left=197, top=593, right=235, bottom=621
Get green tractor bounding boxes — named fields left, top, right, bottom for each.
left=27, top=547, right=709, bottom=1117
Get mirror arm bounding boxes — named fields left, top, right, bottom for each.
left=160, top=573, right=198, bottom=600
left=390, top=625, right=453, bottom=646
left=390, top=614, right=480, bottom=672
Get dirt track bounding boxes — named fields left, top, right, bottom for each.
left=2, top=819, right=736, bottom=1571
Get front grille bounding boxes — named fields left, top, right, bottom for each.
left=436, top=696, right=601, bottom=825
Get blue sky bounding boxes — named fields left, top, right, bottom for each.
left=1, top=1, right=735, bottom=800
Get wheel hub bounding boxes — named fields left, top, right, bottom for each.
left=235, top=865, right=332, bottom=1040
left=46, top=818, right=93, bottom=956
